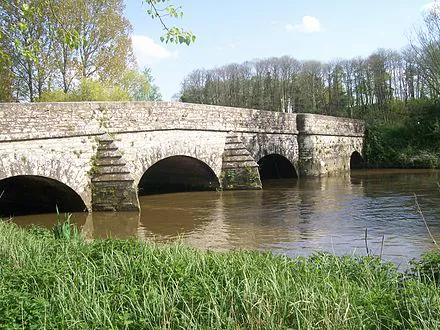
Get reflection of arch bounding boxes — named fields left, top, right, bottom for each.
left=350, top=151, right=364, bottom=170
left=138, top=156, right=220, bottom=195
left=257, top=154, right=298, bottom=180
left=0, top=175, right=87, bottom=217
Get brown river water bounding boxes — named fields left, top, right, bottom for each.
left=12, top=169, right=440, bottom=268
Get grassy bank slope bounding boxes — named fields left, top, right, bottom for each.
left=0, top=221, right=439, bottom=329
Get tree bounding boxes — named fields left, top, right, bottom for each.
left=73, top=0, right=134, bottom=82
left=0, top=0, right=56, bottom=101
left=0, top=0, right=194, bottom=64
left=143, top=0, right=195, bottom=45
left=1, top=0, right=141, bottom=101
left=0, top=0, right=193, bottom=102
left=140, top=68, right=162, bottom=101
left=410, top=1, right=440, bottom=96
left=39, top=78, right=130, bottom=101
left=39, top=67, right=163, bottom=102
left=119, top=68, right=162, bottom=101
left=0, top=55, right=13, bottom=101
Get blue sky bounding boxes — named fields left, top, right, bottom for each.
left=125, top=0, right=436, bottom=100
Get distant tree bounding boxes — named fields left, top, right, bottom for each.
left=118, top=68, right=162, bottom=101
left=141, top=68, right=162, bottom=101
left=0, top=55, right=13, bottom=102
left=172, top=5, right=436, bottom=118
left=119, top=69, right=150, bottom=101
left=38, top=67, right=162, bottom=102
left=178, top=47, right=435, bottom=123
left=410, top=1, right=440, bottom=96
left=39, top=78, right=130, bottom=101
left=297, top=60, right=325, bottom=113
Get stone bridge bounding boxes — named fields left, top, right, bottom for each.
left=0, top=102, right=364, bottom=215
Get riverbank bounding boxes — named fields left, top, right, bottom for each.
left=1, top=221, right=439, bottom=329
left=363, top=100, right=440, bottom=169
left=364, top=124, right=440, bottom=168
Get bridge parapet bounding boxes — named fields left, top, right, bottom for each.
left=297, top=113, right=364, bottom=137
left=0, top=102, right=297, bottom=142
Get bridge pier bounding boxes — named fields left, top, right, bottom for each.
left=220, top=133, right=262, bottom=190
left=296, top=114, right=364, bottom=176
left=91, top=134, right=139, bottom=212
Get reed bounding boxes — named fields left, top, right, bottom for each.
left=0, top=220, right=439, bottom=329
left=52, top=211, right=80, bottom=241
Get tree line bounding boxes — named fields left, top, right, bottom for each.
left=0, top=0, right=162, bottom=102
left=179, top=7, right=440, bottom=124
left=179, top=49, right=435, bottom=123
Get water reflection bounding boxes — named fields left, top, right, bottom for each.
left=82, top=212, right=140, bottom=240
left=10, top=169, right=440, bottom=267
left=12, top=212, right=87, bottom=229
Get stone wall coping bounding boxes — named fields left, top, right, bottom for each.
left=296, top=113, right=364, bottom=124
left=296, top=113, right=365, bottom=137
left=0, top=101, right=365, bottom=141
left=0, top=101, right=294, bottom=116
left=0, top=101, right=300, bottom=141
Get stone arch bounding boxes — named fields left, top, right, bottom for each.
left=115, top=131, right=226, bottom=187
left=0, top=175, right=87, bottom=217
left=0, top=153, right=92, bottom=211
left=138, top=155, right=220, bottom=195
left=257, top=154, right=298, bottom=181
left=350, top=151, right=364, bottom=170
left=239, top=133, right=299, bottom=175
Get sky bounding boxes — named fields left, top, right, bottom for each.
left=124, top=0, right=437, bottom=100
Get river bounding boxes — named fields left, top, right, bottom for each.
left=12, top=169, right=440, bottom=268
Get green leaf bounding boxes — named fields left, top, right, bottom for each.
left=18, top=22, right=27, bottom=32
left=21, top=3, right=30, bottom=12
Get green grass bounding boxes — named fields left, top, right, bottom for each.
left=0, top=220, right=439, bottom=329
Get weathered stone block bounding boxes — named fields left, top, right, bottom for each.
left=91, top=181, right=139, bottom=212
left=90, top=134, right=139, bottom=212
left=220, top=132, right=262, bottom=190
left=220, top=167, right=262, bottom=190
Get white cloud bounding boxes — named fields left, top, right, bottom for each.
left=421, top=1, right=440, bottom=14
left=286, top=16, right=322, bottom=33
left=131, top=35, right=177, bottom=66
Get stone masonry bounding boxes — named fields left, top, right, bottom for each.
left=220, top=132, right=262, bottom=190
left=91, top=134, right=139, bottom=212
left=0, top=101, right=364, bottom=212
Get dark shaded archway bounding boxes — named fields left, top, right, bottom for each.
left=0, top=175, right=87, bottom=217
left=350, top=151, right=364, bottom=170
left=257, top=154, right=297, bottom=181
left=138, top=156, right=220, bottom=195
